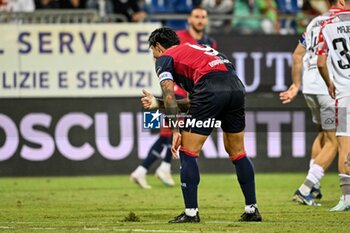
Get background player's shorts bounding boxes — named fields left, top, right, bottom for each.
left=183, top=74, right=245, bottom=136
left=304, top=94, right=336, bottom=130
left=336, top=96, right=350, bottom=136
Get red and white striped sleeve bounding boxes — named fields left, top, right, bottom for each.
left=315, top=17, right=335, bottom=56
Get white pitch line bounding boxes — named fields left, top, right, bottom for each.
left=0, top=226, right=57, bottom=230
left=206, top=221, right=262, bottom=224
left=82, top=227, right=196, bottom=232
left=113, top=229, right=195, bottom=233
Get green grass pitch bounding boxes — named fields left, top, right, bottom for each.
left=0, top=173, right=349, bottom=232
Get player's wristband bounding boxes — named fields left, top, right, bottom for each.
left=149, top=96, right=159, bottom=109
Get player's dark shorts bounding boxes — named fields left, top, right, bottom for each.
left=183, top=72, right=245, bottom=136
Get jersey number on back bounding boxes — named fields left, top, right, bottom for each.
left=187, top=44, right=219, bottom=56
left=310, top=31, right=318, bottom=52
left=332, top=38, right=350, bottom=69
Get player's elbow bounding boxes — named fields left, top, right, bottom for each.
left=292, top=52, right=302, bottom=64
left=317, top=61, right=326, bottom=70
left=317, top=54, right=327, bottom=69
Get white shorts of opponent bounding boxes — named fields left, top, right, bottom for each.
left=304, top=94, right=336, bottom=131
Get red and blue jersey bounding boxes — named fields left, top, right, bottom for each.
left=174, top=30, right=216, bottom=96
left=155, top=43, right=234, bottom=93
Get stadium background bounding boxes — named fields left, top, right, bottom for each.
left=0, top=0, right=337, bottom=176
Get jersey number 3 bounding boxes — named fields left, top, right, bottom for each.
left=332, top=38, right=350, bottom=69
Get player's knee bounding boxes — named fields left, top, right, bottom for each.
left=324, top=131, right=337, bottom=146
left=228, top=150, right=247, bottom=161
left=339, top=166, right=350, bottom=175
left=180, top=147, right=200, bottom=157
left=224, top=143, right=245, bottom=158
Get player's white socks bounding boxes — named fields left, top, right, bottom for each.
left=245, top=204, right=258, bottom=214
left=134, top=165, right=148, bottom=176
left=309, top=159, right=321, bottom=189
left=185, top=208, right=198, bottom=217
left=314, top=182, right=321, bottom=189
left=300, top=163, right=324, bottom=195
left=158, top=161, right=171, bottom=172
left=307, top=163, right=324, bottom=184
left=309, top=159, right=315, bottom=168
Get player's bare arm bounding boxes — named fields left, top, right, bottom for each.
left=317, top=54, right=335, bottom=99
left=160, top=80, right=181, bottom=158
left=160, top=80, right=178, bottom=121
left=280, top=43, right=306, bottom=104
left=141, top=89, right=190, bottom=112
left=157, top=98, right=190, bottom=112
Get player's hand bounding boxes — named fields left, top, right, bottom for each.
left=279, top=84, right=299, bottom=104
left=141, top=89, right=159, bottom=109
left=328, top=82, right=336, bottom=99
left=171, top=131, right=181, bottom=159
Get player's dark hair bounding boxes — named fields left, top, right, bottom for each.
left=190, top=6, right=207, bottom=15
left=327, top=0, right=337, bottom=5
left=148, top=27, right=180, bottom=49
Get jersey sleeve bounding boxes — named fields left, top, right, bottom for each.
left=155, top=55, right=175, bottom=83
left=298, top=33, right=306, bottom=48
left=315, top=17, right=335, bottom=55
left=315, top=24, right=328, bottom=55
left=316, top=38, right=329, bottom=55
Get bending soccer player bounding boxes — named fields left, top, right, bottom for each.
left=143, top=27, right=262, bottom=222
left=279, top=0, right=347, bottom=206
left=130, top=7, right=216, bottom=189
left=316, top=9, right=350, bottom=211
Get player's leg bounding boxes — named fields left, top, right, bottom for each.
left=168, top=131, right=208, bottom=223
left=304, top=94, right=323, bottom=165
left=314, top=95, right=337, bottom=171
left=223, top=131, right=261, bottom=222
left=330, top=136, right=350, bottom=211
left=313, top=130, right=337, bottom=170
left=310, top=130, right=324, bottom=192
left=155, top=137, right=175, bottom=186
left=130, top=134, right=169, bottom=189
left=311, top=130, right=324, bottom=163
left=293, top=95, right=325, bottom=205
left=337, top=137, right=350, bottom=176
left=295, top=130, right=337, bottom=202
left=169, top=78, right=218, bottom=223
left=306, top=95, right=323, bottom=185
left=220, top=78, right=261, bottom=222
left=330, top=97, right=350, bottom=211
left=301, top=95, right=337, bottom=199
left=296, top=134, right=337, bottom=202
